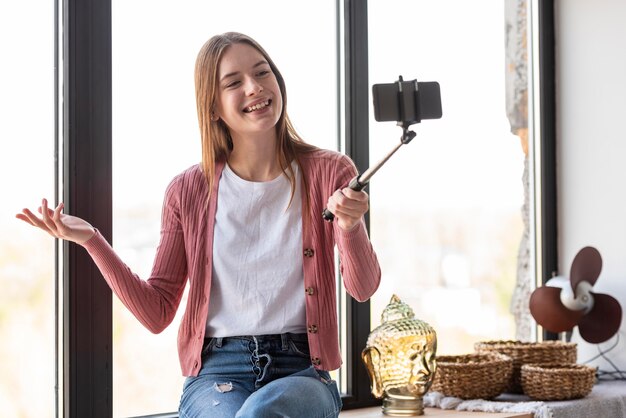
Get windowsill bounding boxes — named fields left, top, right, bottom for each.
left=340, top=407, right=532, bottom=417
left=340, top=380, right=626, bottom=418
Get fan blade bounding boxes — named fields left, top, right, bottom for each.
left=529, top=286, right=586, bottom=332
left=570, top=246, right=602, bottom=295
left=578, top=293, right=623, bottom=343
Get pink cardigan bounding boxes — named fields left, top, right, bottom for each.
left=83, top=148, right=381, bottom=376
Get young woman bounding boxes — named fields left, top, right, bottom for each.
left=17, top=32, right=381, bottom=418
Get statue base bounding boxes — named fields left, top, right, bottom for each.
left=382, top=395, right=424, bottom=416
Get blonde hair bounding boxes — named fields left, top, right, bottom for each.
left=194, top=32, right=315, bottom=203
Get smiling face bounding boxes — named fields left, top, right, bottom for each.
left=213, top=42, right=283, bottom=143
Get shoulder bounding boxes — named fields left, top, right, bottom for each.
left=166, top=163, right=202, bottom=186
left=297, top=147, right=358, bottom=191
left=163, top=164, right=206, bottom=199
left=179, top=163, right=204, bottom=181
left=298, top=147, right=356, bottom=173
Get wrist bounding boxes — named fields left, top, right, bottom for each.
left=339, top=220, right=359, bottom=232
left=76, top=227, right=97, bottom=245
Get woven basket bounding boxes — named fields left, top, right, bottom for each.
left=430, top=353, right=513, bottom=399
left=521, top=363, right=596, bottom=400
left=474, top=340, right=577, bottom=393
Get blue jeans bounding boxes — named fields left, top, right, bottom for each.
left=178, top=333, right=342, bottom=418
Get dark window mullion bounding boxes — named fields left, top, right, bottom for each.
left=537, top=0, right=558, bottom=341
left=341, top=0, right=380, bottom=410
left=62, top=0, right=113, bottom=416
left=538, top=0, right=557, bottom=284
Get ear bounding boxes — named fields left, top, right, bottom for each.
left=362, top=346, right=384, bottom=398
left=209, top=104, right=222, bottom=121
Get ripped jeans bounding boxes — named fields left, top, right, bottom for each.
left=178, top=333, right=342, bottom=418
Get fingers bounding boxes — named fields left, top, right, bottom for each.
left=328, top=188, right=369, bottom=214
left=18, top=200, right=95, bottom=244
left=40, top=199, right=59, bottom=235
left=20, top=207, right=50, bottom=231
left=52, top=202, right=67, bottom=235
left=53, top=202, right=64, bottom=223
left=341, top=187, right=369, bottom=202
left=15, top=211, right=36, bottom=227
left=16, top=200, right=64, bottom=238
left=326, top=188, right=369, bottom=231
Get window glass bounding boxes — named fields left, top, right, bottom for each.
left=112, top=1, right=338, bottom=415
left=368, top=0, right=525, bottom=354
left=0, top=2, right=56, bottom=416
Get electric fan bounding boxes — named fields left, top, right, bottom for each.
left=529, top=246, right=623, bottom=343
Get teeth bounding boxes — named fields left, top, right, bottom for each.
left=245, top=100, right=270, bottom=113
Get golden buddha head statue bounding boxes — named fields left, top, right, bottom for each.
left=362, top=295, right=437, bottom=416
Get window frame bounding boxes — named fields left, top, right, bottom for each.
left=61, top=0, right=113, bottom=416
left=59, top=0, right=557, bottom=415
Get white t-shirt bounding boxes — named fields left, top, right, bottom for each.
left=205, top=162, right=306, bottom=337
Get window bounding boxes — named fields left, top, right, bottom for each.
left=59, top=0, right=555, bottom=415
left=368, top=0, right=525, bottom=353
left=339, top=0, right=557, bottom=407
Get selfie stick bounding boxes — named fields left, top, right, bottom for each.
left=321, top=125, right=416, bottom=222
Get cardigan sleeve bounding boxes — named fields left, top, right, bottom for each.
left=82, top=175, right=188, bottom=333
left=332, top=155, right=382, bottom=302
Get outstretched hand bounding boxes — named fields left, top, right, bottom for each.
left=16, top=199, right=96, bottom=245
left=326, top=187, right=369, bottom=231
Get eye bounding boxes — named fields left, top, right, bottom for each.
left=257, top=69, right=271, bottom=77
left=224, top=80, right=240, bottom=89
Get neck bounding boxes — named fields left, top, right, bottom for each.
left=228, top=132, right=283, bottom=182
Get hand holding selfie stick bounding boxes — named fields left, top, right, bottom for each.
left=322, top=75, right=442, bottom=222
left=322, top=126, right=416, bottom=221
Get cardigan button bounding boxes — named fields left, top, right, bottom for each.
left=303, top=248, right=315, bottom=257
left=305, top=286, right=315, bottom=295
left=311, top=357, right=321, bottom=366
left=308, top=324, right=318, bottom=334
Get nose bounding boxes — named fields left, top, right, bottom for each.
left=244, top=77, right=263, bottom=95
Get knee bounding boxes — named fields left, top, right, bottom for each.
left=235, top=389, right=286, bottom=418
left=235, top=376, right=341, bottom=418
left=234, top=393, right=269, bottom=418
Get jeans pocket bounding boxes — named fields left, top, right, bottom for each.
left=201, top=337, right=217, bottom=358
left=287, top=337, right=311, bottom=358
left=317, top=370, right=343, bottom=413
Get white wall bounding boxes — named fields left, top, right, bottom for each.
left=556, top=0, right=626, bottom=372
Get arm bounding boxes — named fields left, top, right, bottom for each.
left=327, top=156, right=382, bottom=301
left=16, top=177, right=188, bottom=333
left=82, top=178, right=188, bottom=333
left=335, top=217, right=381, bottom=302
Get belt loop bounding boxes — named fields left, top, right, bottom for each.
left=215, top=337, right=223, bottom=348
left=281, top=333, right=289, bottom=351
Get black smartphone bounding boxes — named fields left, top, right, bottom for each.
left=372, top=79, right=442, bottom=124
